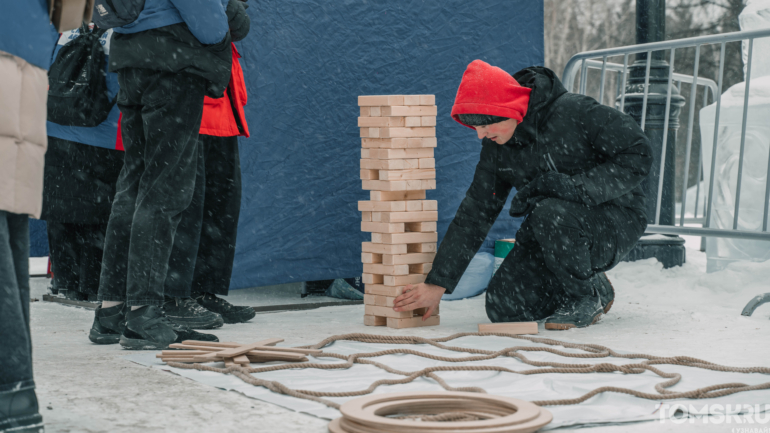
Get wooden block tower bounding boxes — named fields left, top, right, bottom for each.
left=358, top=95, right=440, bottom=329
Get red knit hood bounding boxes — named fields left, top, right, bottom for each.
left=451, top=60, right=532, bottom=129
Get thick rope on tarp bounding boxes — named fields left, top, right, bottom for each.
left=166, top=332, right=770, bottom=408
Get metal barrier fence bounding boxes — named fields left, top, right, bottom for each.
left=563, top=28, right=770, bottom=242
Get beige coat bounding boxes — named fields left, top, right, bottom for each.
left=0, top=50, right=48, bottom=218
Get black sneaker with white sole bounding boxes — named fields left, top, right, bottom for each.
left=195, top=292, right=256, bottom=324
left=120, top=305, right=179, bottom=350
left=162, top=297, right=223, bottom=330
left=88, top=303, right=126, bottom=344
left=544, top=293, right=604, bottom=330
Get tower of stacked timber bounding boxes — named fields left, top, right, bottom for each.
left=358, top=94, right=440, bottom=329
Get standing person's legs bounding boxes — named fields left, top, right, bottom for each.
left=47, top=221, right=81, bottom=297
left=78, top=224, right=106, bottom=298
left=0, top=211, right=43, bottom=431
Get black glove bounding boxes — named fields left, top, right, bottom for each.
left=509, top=172, right=584, bottom=217
left=227, top=0, right=251, bottom=42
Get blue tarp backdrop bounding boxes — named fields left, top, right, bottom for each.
left=31, top=0, right=544, bottom=291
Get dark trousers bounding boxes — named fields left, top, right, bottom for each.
left=165, top=135, right=241, bottom=298
left=98, top=69, right=206, bottom=307
left=47, top=222, right=106, bottom=296
left=485, top=198, right=645, bottom=322
left=0, top=211, right=34, bottom=392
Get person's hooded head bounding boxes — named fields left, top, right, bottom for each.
left=451, top=60, right=531, bottom=145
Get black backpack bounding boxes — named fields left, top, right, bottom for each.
left=47, top=24, right=116, bottom=128
left=93, top=0, right=146, bottom=29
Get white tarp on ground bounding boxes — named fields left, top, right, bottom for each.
left=125, top=335, right=770, bottom=430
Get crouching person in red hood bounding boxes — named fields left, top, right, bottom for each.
left=394, top=60, right=654, bottom=330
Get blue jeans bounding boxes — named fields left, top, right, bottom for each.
left=0, top=211, right=34, bottom=392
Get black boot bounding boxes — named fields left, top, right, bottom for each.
left=162, top=297, right=223, bottom=330
left=88, top=303, right=126, bottom=344
left=168, top=321, right=220, bottom=343
left=544, top=292, right=604, bottom=330
left=195, top=292, right=256, bottom=324
left=593, top=272, right=615, bottom=314
left=0, top=386, right=44, bottom=433
left=120, top=305, right=179, bottom=350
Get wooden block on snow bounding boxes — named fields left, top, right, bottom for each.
left=408, top=137, right=437, bottom=148
left=362, top=273, right=384, bottom=284
left=360, top=169, right=379, bottom=180
left=370, top=190, right=426, bottom=201
left=368, top=148, right=434, bottom=160
left=422, top=200, right=438, bottom=211
left=365, top=285, right=406, bottom=296
left=381, top=211, right=438, bottom=223
left=387, top=315, right=440, bottom=328
left=361, top=211, right=372, bottom=222
left=477, top=322, right=539, bottom=335
left=382, top=252, right=436, bottom=265
left=373, top=232, right=438, bottom=244
left=361, top=138, right=409, bottom=149
left=359, top=95, right=405, bottom=106
left=418, top=158, right=435, bottom=169
left=421, top=116, right=436, bottom=126
left=358, top=117, right=405, bottom=127
left=361, top=221, right=405, bottom=233
left=361, top=252, right=383, bottom=264
left=361, top=158, right=419, bottom=170
left=363, top=263, right=409, bottom=276
left=365, top=304, right=412, bottom=319
left=362, top=242, right=408, bottom=255
left=405, top=221, right=437, bottom=232
left=407, top=243, right=437, bottom=253
left=364, top=315, right=387, bottom=326
left=379, top=169, right=435, bottom=181
left=358, top=201, right=406, bottom=212
left=384, top=274, right=426, bottom=286
left=410, top=263, right=432, bottom=274
left=382, top=105, right=438, bottom=116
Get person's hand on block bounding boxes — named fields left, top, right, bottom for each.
left=393, top=283, right=445, bottom=321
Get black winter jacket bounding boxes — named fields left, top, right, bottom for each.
left=425, top=66, right=653, bottom=294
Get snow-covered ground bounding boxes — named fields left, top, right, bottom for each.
left=29, top=245, right=770, bottom=433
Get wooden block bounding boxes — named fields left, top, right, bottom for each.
left=361, top=252, right=383, bottom=264
left=362, top=242, right=408, bottom=255
left=181, top=339, right=283, bottom=348
left=365, top=305, right=412, bottom=319
left=358, top=201, right=406, bottom=212
left=407, top=242, right=437, bottom=253
left=421, top=116, right=436, bottom=127
left=361, top=180, right=407, bottom=191
left=223, top=358, right=238, bottom=367
left=245, top=353, right=308, bottom=363
left=359, top=95, right=404, bottom=106
left=384, top=274, right=426, bottom=286
left=381, top=105, right=437, bottom=116
left=387, top=315, right=440, bottom=328
left=363, top=263, right=409, bottom=276
left=421, top=179, right=436, bottom=190
left=422, top=200, right=438, bottom=211
left=358, top=117, right=405, bottom=127
left=382, top=252, right=436, bottom=265
left=420, top=95, right=435, bottom=105
left=379, top=169, right=435, bottom=181
left=370, top=106, right=381, bottom=116
left=360, top=169, right=379, bottom=180
left=418, top=158, right=435, bottom=169
left=364, top=285, right=406, bottom=296
left=362, top=273, right=384, bottom=284
left=410, top=263, right=433, bottom=274
left=405, top=116, right=421, bottom=127
left=233, top=355, right=251, bottom=365
left=361, top=148, right=371, bottom=159
left=360, top=106, right=371, bottom=117
left=368, top=148, right=435, bottom=160
left=361, top=211, right=372, bottom=222
left=210, top=341, right=277, bottom=358
left=381, top=211, right=438, bottom=223
left=407, top=137, right=437, bottom=148
left=361, top=138, right=409, bottom=149
left=370, top=190, right=426, bottom=202
left=478, top=322, right=539, bottom=335
left=405, top=221, right=437, bottom=232
left=361, top=158, right=419, bottom=170
left=371, top=212, right=382, bottom=222
left=403, top=95, right=421, bottom=106
left=361, top=221, right=405, bottom=233
left=364, top=294, right=377, bottom=305
left=364, top=315, right=387, bottom=326
left=405, top=200, right=422, bottom=212
left=375, top=232, right=438, bottom=244
left=364, top=294, right=392, bottom=307
left=360, top=127, right=379, bottom=138
left=378, top=127, right=436, bottom=138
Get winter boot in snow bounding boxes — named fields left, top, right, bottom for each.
left=120, top=305, right=179, bottom=350
left=162, top=296, right=223, bottom=329
left=0, top=386, right=44, bottom=433
left=88, top=303, right=126, bottom=344
left=593, top=272, right=615, bottom=314
left=195, top=292, right=256, bottom=324
left=544, top=292, right=604, bottom=330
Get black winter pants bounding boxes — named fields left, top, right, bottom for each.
left=165, top=134, right=241, bottom=298
left=47, top=222, right=106, bottom=296
left=98, top=69, right=206, bottom=307
left=485, top=198, right=645, bottom=323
